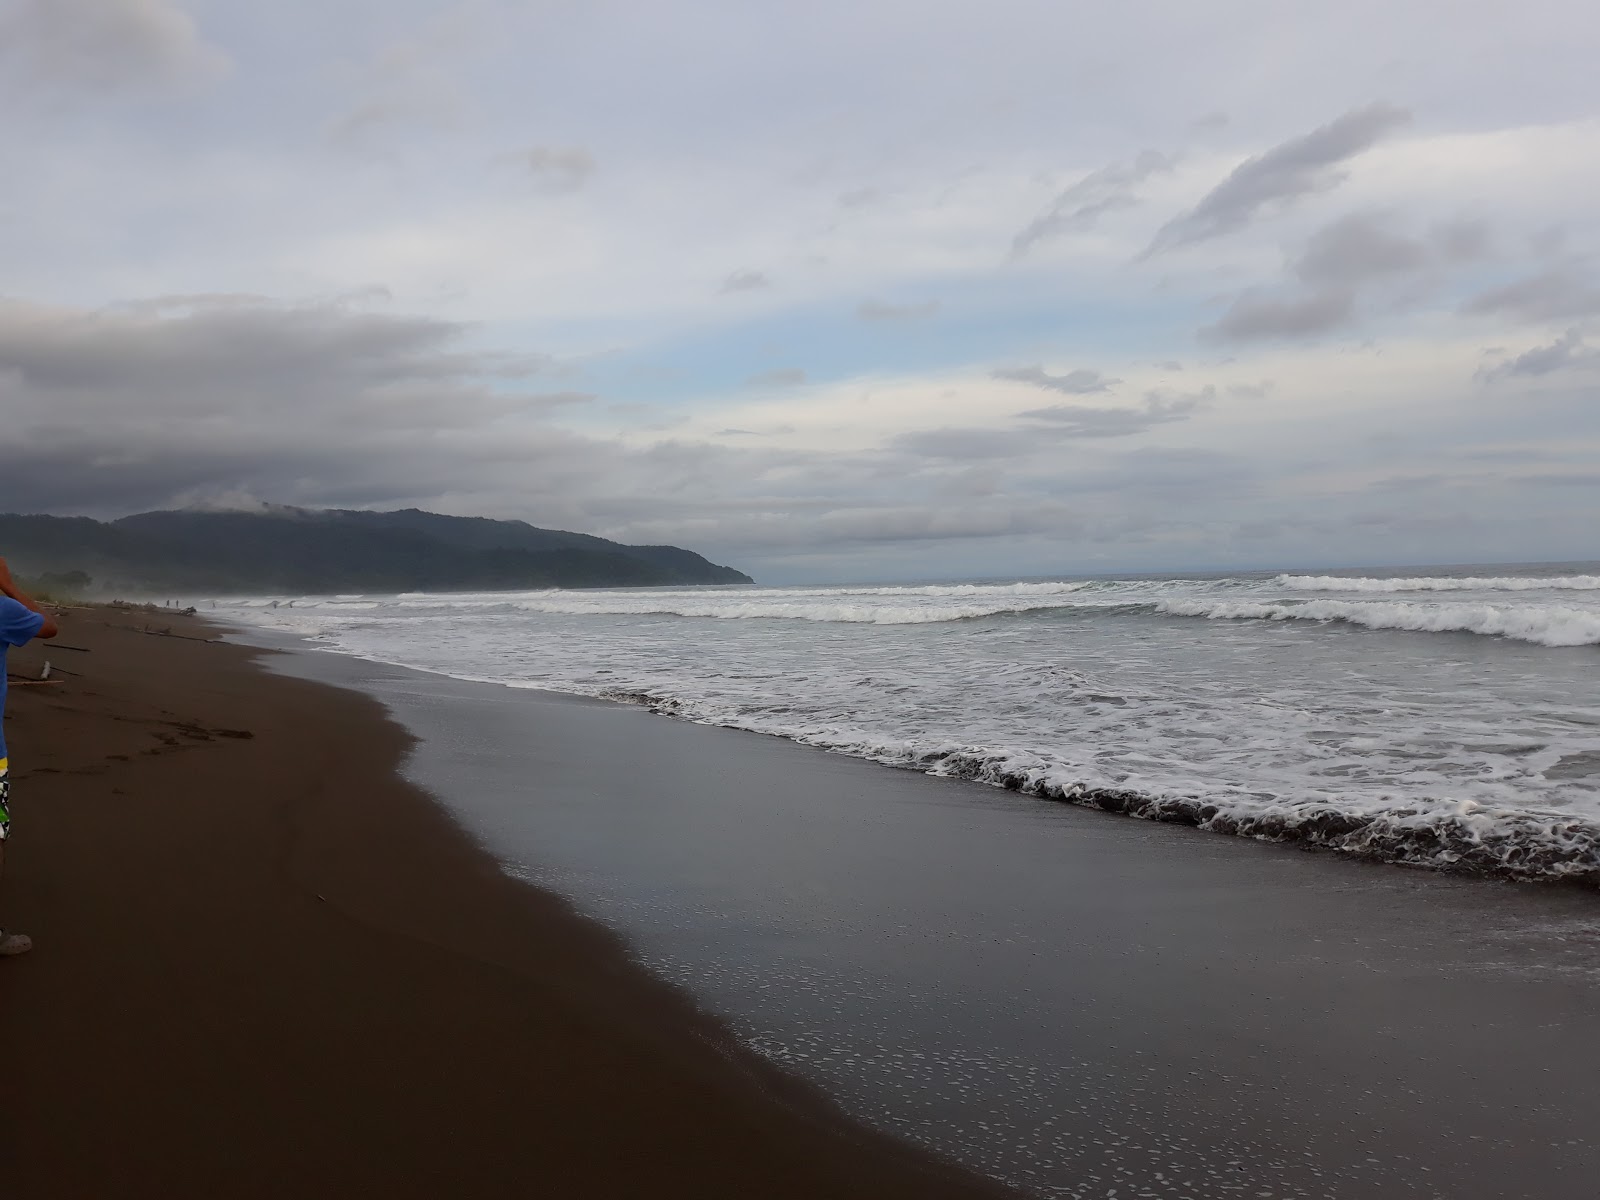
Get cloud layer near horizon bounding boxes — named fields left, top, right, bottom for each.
left=1, top=0, right=1599, bottom=580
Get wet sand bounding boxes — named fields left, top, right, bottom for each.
left=0, top=607, right=1017, bottom=1200
left=259, top=643, right=1600, bottom=1200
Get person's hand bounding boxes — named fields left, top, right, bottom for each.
left=0, top=555, right=15, bottom=596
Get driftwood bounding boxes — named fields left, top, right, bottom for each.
left=139, top=626, right=218, bottom=643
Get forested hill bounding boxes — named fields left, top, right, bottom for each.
left=0, top=506, right=753, bottom=594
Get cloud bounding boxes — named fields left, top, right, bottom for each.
left=326, top=12, right=475, bottom=147
left=992, top=366, right=1120, bottom=394
left=720, top=269, right=771, bottom=293
left=522, top=391, right=597, bottom=409
left=612, top=502, right=1084, bottom=550
left=520, top=146, right=596, bottom=193
left=745, top=367, right=807, bottom=388
left=890, top=389, right=1207, bottom=460
left=1478, top=329, right=1599, bottom=380
left=892, top=428, right=1043, bottom=460
left=1293, top=212, right=1432, bottom=288
left=1514, top=471, right=1600, bottom=487
left=857, top=299, right=940, bottom=321
left=0, top=0, right=227, bottom=95
left=1463, top=270, right=1600, bottom=322
left=1145, top=103, right=1411, bottom=255
left=1017, top=388, right=1211, bottom=437
left=1201, top=288, right=1356, bottom=341
left=1011, top=150, right=1171, bottom=257
left=1201, top=212, right=1490, bottom=342
left=0, top=296, right=588, bottom=513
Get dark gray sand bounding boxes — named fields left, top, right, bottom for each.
left=264, top=643, right=1600, bottom=1200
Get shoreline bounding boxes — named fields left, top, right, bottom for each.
left=233, top=625, right=1600, bottom=887
left=255, top=627, right=1600, bottom=1199
left=0, top=607, right=1016, bottom=1199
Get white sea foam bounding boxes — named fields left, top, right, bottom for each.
left=390, top=583, right=1118, bottom=624
left=760, top=580, right=1094, bottom=598
left=1159, top=597, right=1600, bottom=647
left=1278, top=573, right=1600, bottom=592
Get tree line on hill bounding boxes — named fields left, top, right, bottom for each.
left=0, top=506, right=752, bottom=595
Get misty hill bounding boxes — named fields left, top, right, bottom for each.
left=0, top=506, right=752, bottom=594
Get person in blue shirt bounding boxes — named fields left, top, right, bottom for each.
left=1, top=556, right=59, bottom=957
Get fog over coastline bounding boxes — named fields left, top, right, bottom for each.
left=1, top=1, right=1598, bottom=581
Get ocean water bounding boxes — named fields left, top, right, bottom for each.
left=215, top=562, right=1600, bottom=882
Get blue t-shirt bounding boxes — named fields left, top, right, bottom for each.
left=0, top=596, right=46, bottom=766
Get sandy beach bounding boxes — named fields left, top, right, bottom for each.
left=0, top=607, right=1016, bottom=1200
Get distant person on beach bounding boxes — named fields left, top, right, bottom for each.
left=0, top=556, right=59, bottom=957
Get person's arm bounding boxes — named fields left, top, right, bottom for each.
left=0, top=557, right=59, bottom=640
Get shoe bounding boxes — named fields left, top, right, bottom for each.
left=0, top=930, right=32, bottom=956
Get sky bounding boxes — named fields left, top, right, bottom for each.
left=1, top=0, right=1598, bottom=582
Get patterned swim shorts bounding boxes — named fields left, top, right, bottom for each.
left=0, top=772, right=10, bottom=841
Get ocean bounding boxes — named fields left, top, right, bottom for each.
left=217, top=561, right=1600, bottom=882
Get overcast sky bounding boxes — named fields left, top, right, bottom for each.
left=1, top=0, right=1597, bottom=581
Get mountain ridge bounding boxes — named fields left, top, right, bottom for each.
left=0, top=506, right=753, bottom=594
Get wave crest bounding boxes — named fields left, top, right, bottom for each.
left=1158, top=597, right=1600, bottom=647
left=923, top=750, right=1600, bottom=881
left=1278, top=573, right=1600, bottom=593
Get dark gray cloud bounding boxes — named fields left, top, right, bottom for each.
left=1203, top=212, right=1489, bottom=342
left=0, top=296, right=618, bottom=515
left=745, top=367, right=807, bottom=387
left=1145, top=103, right=1411, bottom=255
left=521, top=146, right=596, bottom=193
left=0, top=0, right=226, bottom=96
left=992, top=365, right=1120, bottom=394
left=857, top=298, right=940, bottom=321
left=1293, top=212, right=1431, bottom=287
left=1012, top=150, right=1171, bottom=257
left=720, top=269, right=771, bottom=293
left=1463, top=270, right=1600, bottom=322
left=1017, top=388, right=1211, bottom=437
left=1478, top=329, right=1598, bottom=380
left=1202, top=287, right=1356, bottom=341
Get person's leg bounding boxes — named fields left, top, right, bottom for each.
left=0, top=775, right=30, bottom=955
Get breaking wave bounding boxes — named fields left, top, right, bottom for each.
left=1278, top=573, right=1600, bottom=593
left=921, top=752, right=1600, bottom=882
left=590, top=689, right=1600, bottom=882
left=1159, top=598, right=1600, bottom=648
left=489, top=597, right=1100, bottom=623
